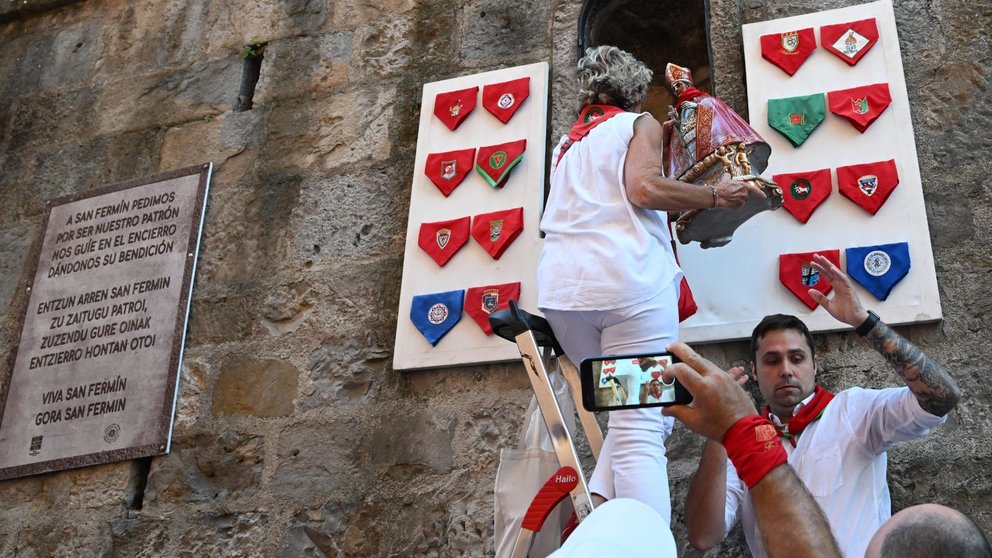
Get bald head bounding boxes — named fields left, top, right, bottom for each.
left=865, top=504, right=991, bottom=558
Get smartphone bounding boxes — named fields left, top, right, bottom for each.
left=580, top=352, right=693, bottom=411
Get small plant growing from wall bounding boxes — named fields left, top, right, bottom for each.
left=235, top=38, right=265, bottom=111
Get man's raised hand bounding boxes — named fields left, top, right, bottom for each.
left=807, top=253, right=870, bottom=327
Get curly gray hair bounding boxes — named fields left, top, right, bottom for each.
left=576, top=46, right=653, bottom=112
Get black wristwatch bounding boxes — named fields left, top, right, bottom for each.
left=855, top=310, right=881, bottom=336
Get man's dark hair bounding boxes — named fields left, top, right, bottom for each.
left=880, top=510, right=992, bottom=558
left=750, top=314, right=816, bottom=362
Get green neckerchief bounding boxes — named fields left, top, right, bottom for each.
left=767, top=93, right=826, bottom=147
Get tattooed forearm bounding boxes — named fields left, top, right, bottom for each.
left=864, top=321, right=961, bottom=416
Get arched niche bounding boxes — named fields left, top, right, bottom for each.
left=578, top=0, right=713, bottom=123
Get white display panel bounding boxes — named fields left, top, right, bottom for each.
left=678, top=0, right=940, bottom=343
left=394, top=63, right=548, bottom=371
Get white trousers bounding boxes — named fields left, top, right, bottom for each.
left=541, top=278, right=680, bottom=523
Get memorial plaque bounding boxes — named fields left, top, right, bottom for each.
left=0, top=164, right=211, bottom=480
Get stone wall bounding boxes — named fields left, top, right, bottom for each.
left=0, top=0, right=988, bottom=556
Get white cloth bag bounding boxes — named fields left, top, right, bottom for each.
left=494, top=372, right=576, bottom=558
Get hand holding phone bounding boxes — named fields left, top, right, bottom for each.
left=660, top=342, right=757, bottom=442
left=580, top=351, right=693, bottom=411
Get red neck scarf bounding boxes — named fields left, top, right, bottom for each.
left=556, top=104, right=625, bottom=165
left=675, top=87, right=707, bottom=109
left=761, top=385, right=835, bottom=446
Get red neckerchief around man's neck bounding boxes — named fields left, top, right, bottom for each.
left=761, top=385, right=835, bottom=447
left=556, top=104, right=625, bottom=166
left=674, top=87, right=707, bottom=110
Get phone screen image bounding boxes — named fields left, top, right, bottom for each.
left=580, top=353, right=692, bottom=411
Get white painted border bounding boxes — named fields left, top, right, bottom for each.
left=394, top=63, right=549, bottom=371
left=678, top=0, right=940, bottom=343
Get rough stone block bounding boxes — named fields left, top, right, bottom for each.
left=458, top=0, right=549, bottom=61
left=8, top=520, right=113, bottom=558
left=111, top=512, right=270, bottom=557
left=6, top=87, right=100, bottom=154
left=304, top=258, right=400, bottom=343
left=353, top=16, right=416, bottom=78
left=0, top=130, right=160, bottom=222
left=272, top=421, right=360, bottom=501
left=173, top=358, right=210, bottom=432
left=187, top=294, right=258, bottom=346
left=160, top=111, right=259, bottom=172
left=0, top=474, right=48, bottom=518
left=144, top=431, right=264, bottom=504
left=38, top=22, right=101, bottom=90
left=371, top=410, right=457, bottom=473
left=253, top=33, right=353, bottom=104
left=201, top=0, right=330, bottom=60
left=0, top=223, right=38, bottom=322
left=279, top=503, right=356, bottom=558
left=331, top=0, right=416, bottom=28
left=212, top=356, right=299, bottom=417
left=263, top=87, right=394, bottom=174
left=192, top=173, right=300, bottom=284
left=304, top=335, right=388, bottom=408
left=94, top=57, right=241, bottom=135
left=295, top=167, right=407, bottom=262
left=260, top=280, right=316, bottom=336
left=44, top=461, right=132, bottom=512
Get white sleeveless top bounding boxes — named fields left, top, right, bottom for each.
left=537, top=112, right=680, bottom=311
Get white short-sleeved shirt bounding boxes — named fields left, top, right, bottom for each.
left=724, top=387, right=947, bottom=558
left=537, top=112, right=680, bottom=311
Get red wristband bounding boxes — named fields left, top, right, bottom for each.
left=722, top=415, right=787, bottom=489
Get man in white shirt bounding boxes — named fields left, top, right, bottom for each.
left=553, top=342, right=840, bottom=558
left=685, top=254, right=962, bottom=558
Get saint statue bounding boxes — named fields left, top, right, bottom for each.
left=661, top=63, right=783, bottom=248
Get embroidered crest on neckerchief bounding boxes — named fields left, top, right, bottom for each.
left=490, top=151, right=506, bottom=169
left=489, top=219, right=503, bottom=241
left=419, top=216, right=470, bottom=266
left=790, top=178, right=812, bottom=200
left=436, top=228, right=450, bottom=249
left=497, top=93, right=514, bottom=109
left=852, top=97, right=869, bottom=115
left=482, top=289, right=499, bottom=314
left=427, top=303, right=449, bottom=325
left=835, top=28, right=870, bottom=59
left=441, top=160, right=456, bottom=180
left=425, top=148, right=475, bottom=196
left=801, top=263, right=820, bottom=287
left=864, top=250, right=891, bottom=276
left=774, top=168, right=832, bottom=224
left=859, top=174, right=878, bottom=196
left=782, top=32, right=800, bottom=52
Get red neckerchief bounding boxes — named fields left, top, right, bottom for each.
left=761, top=385, right=835, bottom=446
left=674, top=87, right=707, bottom=109
left=555, top=104, right=625, bottom=166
